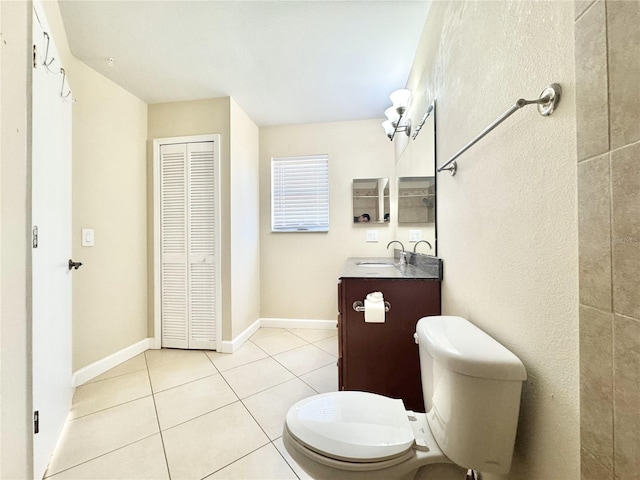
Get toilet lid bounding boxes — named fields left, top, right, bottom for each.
left=286, top=391, right=415, bottom=462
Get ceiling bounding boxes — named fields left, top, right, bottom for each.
left=58, top=1, right=431, bottom=127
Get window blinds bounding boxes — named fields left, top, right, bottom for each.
left=271, top=154, right=329, bottom=232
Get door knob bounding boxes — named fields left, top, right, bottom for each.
left=68, top=259, right=83, bottom=270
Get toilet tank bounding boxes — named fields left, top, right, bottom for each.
left=416, top=316, right=527, bottom=475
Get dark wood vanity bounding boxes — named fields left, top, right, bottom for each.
left=337, top=257, right=442, bottom=412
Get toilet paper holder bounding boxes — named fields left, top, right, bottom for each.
left=353, top=300, right=391, bottom=313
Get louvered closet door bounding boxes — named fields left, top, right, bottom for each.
left=160, top=141, right=217, bottom=350
left=187, top=142, right=217, bottom=349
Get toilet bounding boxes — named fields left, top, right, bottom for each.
left=283, top=315, right=527, bottom=480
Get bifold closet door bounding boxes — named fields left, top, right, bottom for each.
left=160, top=141, right=217, bottom=350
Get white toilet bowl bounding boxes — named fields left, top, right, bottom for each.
left=283, top=391, right=466, bottom=480
left=282, top=316, right=527, bottom=479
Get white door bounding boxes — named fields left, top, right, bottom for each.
left=158, top=140, right=219, bottom=350
left=31, top=6, right=73, bottom=479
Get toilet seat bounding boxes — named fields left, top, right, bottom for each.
left=285, top=391, right=415, bottom=463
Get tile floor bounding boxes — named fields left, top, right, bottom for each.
left=45, top=327, right=338, bottom=480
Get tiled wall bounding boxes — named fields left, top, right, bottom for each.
left=575, top=1, right=640, bottom=478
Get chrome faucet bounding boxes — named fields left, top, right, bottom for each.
left=386, top=240, right=407, bottom=265
left=413, top=240, right=433, bottom=253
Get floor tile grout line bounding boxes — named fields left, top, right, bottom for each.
left=159, top=398, right=242, bottom=434
left=81, top=367, right=149, bottom=386
left=151, top=372, right=220, bottom=396
left=231, top=371, right=306, bottom=401
left=251, top=331, right=318, bottom=354
left=50, top=328, right=337, bottom=479
left=248, top=338, right=271, bottom=355
left=214, top=353, right=278, bottom=374
left=227, top=345, right=305, bottom=479
left=216, top=343, right=308, bottom=440
left=270, top=351, right=337, bottom=380
left=254, top=343, right=315, bottom=357
left=247, top=327, right=290, bottom=341
left=261, top=330, right=311, bottom=480
left=285, top=328, right=339, bottom=344
left=215, top=352, right=303, bottom=404
left=271, top=341, right=337, bottom=361
left=225, top=334, right=336, bottom=399
left=66, top=391, right=154, bottom=422
left=146, top=350, right=220, bottom=394
left=201, top=351, right=223, bottom=375
left=297, top=377, right=322, bottom=395
left=43, top=433, right=160, bottom=479
left=270, top=438, right=303, bottom=480
left=201, top=364, right=283, bottom=477
left=149, top=348, right=313, bottom=432
left=249, top=335, right=337, bottom=361
left=242, top=338, right=275, bottom=359
left=240, top=375, right=311, bottom=403
left=145, top=350, right=173, bottom=480
left=198, top=440, right=275, bottom=480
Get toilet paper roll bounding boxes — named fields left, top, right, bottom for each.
left=364, top=291, right=385, bottom=323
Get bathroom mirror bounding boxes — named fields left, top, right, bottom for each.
left=352, top=178, right=390, bottom=223
left=398, top=176, right=435, bottom=223
left=395, top=101, right=437, bottom=250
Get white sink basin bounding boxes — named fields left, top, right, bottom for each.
left=356, top=262, right=395, bottom=268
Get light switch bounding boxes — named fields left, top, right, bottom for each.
left=409, top=229, right=422, bottom=242
left=366, top=230, right=379, bottom=242
left=82, top=228, right=95, bottom=247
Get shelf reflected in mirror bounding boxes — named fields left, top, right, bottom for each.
left=397, top=176, right=435, bottom=224
left=352, top=178, right=390, bottom=223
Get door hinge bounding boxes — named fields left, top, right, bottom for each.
left=32, top=226, right=38, bottom=249
left=34, top=410, right=39, bottom=434
left=33, top=44, right=38, bottom=68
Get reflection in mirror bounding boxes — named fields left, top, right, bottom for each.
left=353, top=178, right=390, bottom=223
left=394, top=100, right=436, bottom=251
left=398, top=176, right=435, bottom=223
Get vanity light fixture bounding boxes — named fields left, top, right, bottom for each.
left=381, top=88, right=412, bottom=141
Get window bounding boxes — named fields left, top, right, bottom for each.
left=271, top=154, right=329, bottom=232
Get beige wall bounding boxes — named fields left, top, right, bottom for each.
left=230, top=99, right=261, bottom=338
left=0, top=1, right=33, bottom=477
left=69, top=61, right=148, bottom=370
left=575, top=1, right=640, bottom=478
left=259, top=119, right=395, bottom=320
left=147, top=98, right=234, bottom=340
left=406, top=1, right=579, bottom=478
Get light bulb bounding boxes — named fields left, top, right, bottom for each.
left=384, top=106, right=400, bottom=124
left=390, top=89, right=411, bottom=114
left=381, top=120, right=395, bottom=137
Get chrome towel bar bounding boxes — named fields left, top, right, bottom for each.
left=437, top=83, right=561, bottom=176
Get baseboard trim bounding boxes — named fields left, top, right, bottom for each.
left=218, top=318, right=337, bottom=353
left=72, top=337, right=154, bottom=387
left=75, top=319, right=338, bottom=375
left=259, top=318, right=337, bottom=330
left=218, top=318, right=261, bottom=354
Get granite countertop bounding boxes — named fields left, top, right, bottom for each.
left=339, top=254, right=442, bottom=280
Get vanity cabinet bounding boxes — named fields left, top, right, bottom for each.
left=337, top=277, right=441, bottom=412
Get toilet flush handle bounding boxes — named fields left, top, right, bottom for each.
left=413, top=332, right=419, bottom=344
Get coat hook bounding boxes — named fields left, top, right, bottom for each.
left=59, top=68, right=76, bottom=103
left=42, top=32, right=55, bottom=71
